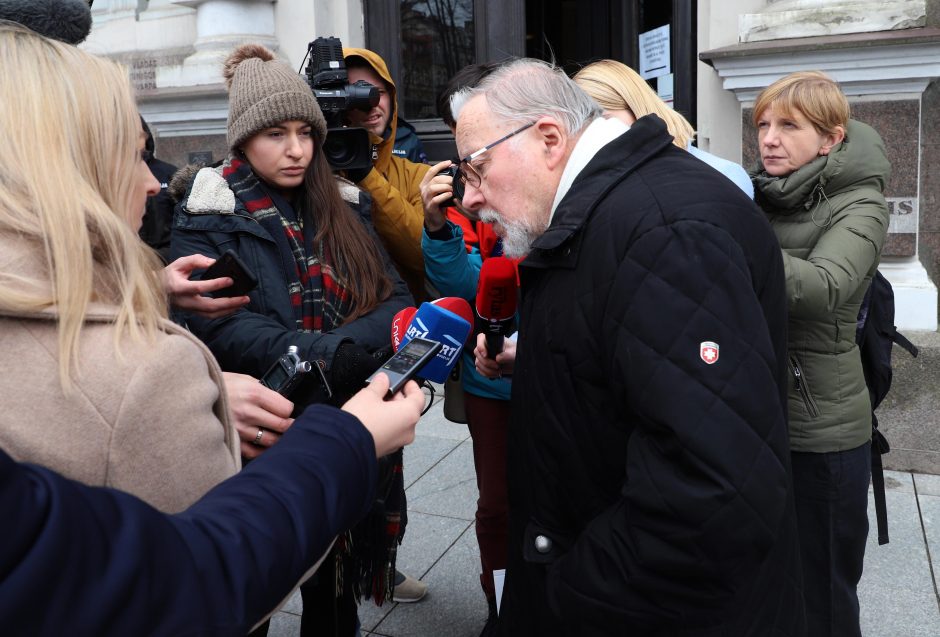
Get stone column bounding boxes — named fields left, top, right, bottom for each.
left=166, top=0, right=278, bottom=87
left=92, top=0, right=139, bottom=23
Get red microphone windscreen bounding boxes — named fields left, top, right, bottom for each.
left=476, top=257, right=517, bottom=321
left=391, top=306, right=417, bottom=352
left=431, top=297, right=474, bottom=326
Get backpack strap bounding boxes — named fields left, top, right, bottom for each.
left=871, top=413, right=890, bottom=545
left=892, top=329, right=919, bottom=358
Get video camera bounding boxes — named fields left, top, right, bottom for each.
left=305, top=36, right=378, bottom=172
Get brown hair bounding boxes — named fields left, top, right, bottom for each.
left=301, top=148, right=393, bottom=322
left=752, top=71, right=849, bottom=136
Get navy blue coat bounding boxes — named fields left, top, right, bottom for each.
left=499, top=115, right=804, bottom=636
left=0, top=405, right=377, bottom=636
left=169, top=167, right=412, bottom=395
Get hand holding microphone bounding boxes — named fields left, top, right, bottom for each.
left=473, top=332, right=516, bottom=379
left=475, top=257, right=517, bottom=358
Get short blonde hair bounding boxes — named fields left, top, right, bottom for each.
left=0, top=22, right=166, bottom=389
left=752, top=71, right=849, bottom=135
left=573, top=59, right=695, bottom=149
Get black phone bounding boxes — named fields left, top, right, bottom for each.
left=200, top=249, right=258, bottom=297
left=367, top=337, right=442, bottom=396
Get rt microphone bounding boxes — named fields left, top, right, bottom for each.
left=391, top=306, right=418, bottom=352
left=400, top=301, right=472, bottom=383
left=475, top=257, right=517, bottom=358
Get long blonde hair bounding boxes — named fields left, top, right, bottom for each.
left=574, top=59, right=695, bottom=149
left=0, top=22, right=166, bottom=389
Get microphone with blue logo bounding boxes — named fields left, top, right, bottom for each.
left=398, top=299, right=473, bottom=383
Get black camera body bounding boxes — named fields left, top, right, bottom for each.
left=441, top=163, right=466, bottom=209
left=305, top=36, right=378, bottom=172
left=260, top=345, right=331, bottom=399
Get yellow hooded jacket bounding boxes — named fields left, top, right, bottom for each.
left=343, top=48, right=430, bottom=302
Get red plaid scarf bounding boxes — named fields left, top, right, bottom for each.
left=222, top=157, right=352, bottom=332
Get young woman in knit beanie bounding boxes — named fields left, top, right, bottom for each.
left=169, top=43, right=414, bottom=637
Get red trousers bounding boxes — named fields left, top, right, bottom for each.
left=463, top=392, right=511, bottom=602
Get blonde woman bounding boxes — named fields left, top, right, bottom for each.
left=0, top=22, right=239, bottom=513
left=574, top=59, right=753, bottom=197
left=750, top=71, right=889, bottom=637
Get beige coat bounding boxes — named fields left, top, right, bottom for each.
left=0, top=241, right=240, bottom=513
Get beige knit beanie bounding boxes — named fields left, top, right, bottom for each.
left=223, top=43, right=327, bottom=151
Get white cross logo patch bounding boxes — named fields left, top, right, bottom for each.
left=700, top=341, right=719, bottom=365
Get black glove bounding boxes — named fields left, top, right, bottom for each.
left=331, top=342, right=385, bottom=398
left=344, top=164, right=373, bottom=184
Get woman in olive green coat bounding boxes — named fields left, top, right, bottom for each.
left=750, top=71, right=890, bottom=637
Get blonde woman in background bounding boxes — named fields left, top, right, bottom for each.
left=0, top=21, right=240, bottom=513
left=574, top=59, right=754, bottom=198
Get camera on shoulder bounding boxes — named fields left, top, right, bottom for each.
left=305, top=36, right=377, bottom=173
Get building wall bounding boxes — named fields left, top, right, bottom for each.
left=83, top=0, right=365, bottom=168
left=696, top=0, right=765, bottom=163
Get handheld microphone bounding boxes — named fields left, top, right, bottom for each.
left=400, top=302, right=472, bottom=383
left=431, top=297, right=474, bottom=346
left=0, top=0, right=93, bottom=45
left=391, top=306, right=418, bottom=353
left=475, top=257, right=517, bottom=358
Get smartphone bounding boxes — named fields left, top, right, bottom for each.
left=200, top=249, right=258, bottom=297
left=368, top=337, right=442, bottom=396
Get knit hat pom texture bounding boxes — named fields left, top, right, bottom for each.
left=224, top=43, right=327, bottom=150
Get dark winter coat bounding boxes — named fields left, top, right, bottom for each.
left=392, top=117, right=428, bottom=164
left=138, top=156, right=178, bottom=264
left=0, top=404, right=378, bottom=636
left=168, top=165, right=411, bottom=401
left=499, top=115, right=804, bottom=636
left=752, top=119, right=890, bottom=453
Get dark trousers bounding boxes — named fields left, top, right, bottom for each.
left=464, top=392, right=511, bottom=602
left=791, top=441, right=871, bottom=637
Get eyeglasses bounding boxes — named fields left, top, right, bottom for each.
left=457, top=121, right=535, bottom=189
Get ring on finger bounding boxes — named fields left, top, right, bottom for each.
left=253, top=427, right=264, bottom=446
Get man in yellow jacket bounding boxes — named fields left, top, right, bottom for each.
left=343, top=48, right=430, bottom=303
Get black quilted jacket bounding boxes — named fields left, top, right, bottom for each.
left=498, top=115, right=805, bottom=636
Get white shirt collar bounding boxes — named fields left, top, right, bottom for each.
left=549, top=117, right=630, bottom=222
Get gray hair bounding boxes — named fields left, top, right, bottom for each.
left=450, top=58, right=602, bottom=135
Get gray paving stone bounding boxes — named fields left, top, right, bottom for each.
left=415, top=399, right=471, bottom=442
left=914, top=472, right=940, bottom=497
left=405, top=439, right=478, bottom=521
left=359, top=512, right=472, bottom=632
left=859, top=488, right=940, bottom=636
left=370, top=527, right=488, bottom=637
left=918, top=493, right=940, bottom=598
left=281, top=588, right=302, bottom=615
left=881, top=469, right=915, bottom=493
left=267, top=610, right=301, bottom=636
left=402, top=434, right=464, bottom=488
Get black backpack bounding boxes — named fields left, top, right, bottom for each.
left=855, top=270, right=919, bottom=544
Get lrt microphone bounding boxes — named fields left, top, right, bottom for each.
left=475, top=257, right=517, bottom=358
left=400, top=302, right=472, bottom=383
left=390, top=306, right=418, bottom=353
left=431, top=297, right=474, bottom=345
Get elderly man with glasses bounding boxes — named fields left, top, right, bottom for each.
left=457, top=59, right=805, bottom=636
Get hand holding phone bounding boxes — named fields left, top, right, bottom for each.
left=367, top=337, right=442, bottom=396
left=200, top=249, right=258, bottom=298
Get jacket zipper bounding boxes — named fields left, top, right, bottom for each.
left=788, top=355, right=820, bottom=418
